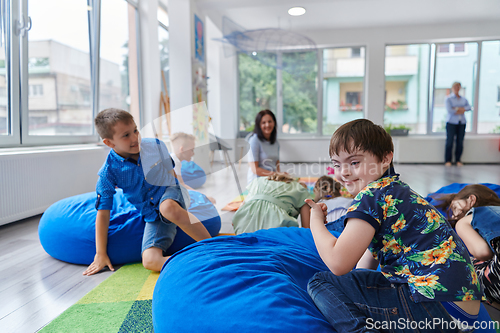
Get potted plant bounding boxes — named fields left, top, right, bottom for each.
left=384, top=123, right=410, bottom=136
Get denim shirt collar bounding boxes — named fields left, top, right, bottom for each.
left=109, top=148, right=140, bottom=165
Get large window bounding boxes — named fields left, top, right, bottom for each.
left=238, top=52, right=277, bottom=132
left=431, top=42, right=478, bottom=133
left=282, top=51, right=317, bottom=134
left=322, top=47, right=365, bottom=135
left=0, top=0, right=140, bottom=147
left=478, top=40, right=500, bottom=134
left=238, top=40, right=500, bottom=138
left=0, top=20, right=8, bottom=135
left=99, top=0, right=139, bottom=121
left=384, top=44, right=430, bottom=134
left=158, top=6, right=169, bottom=97
left=28, top=0, right=93, bottom=136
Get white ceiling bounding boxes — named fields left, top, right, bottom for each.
left=196, top=0, right=500, bottom=33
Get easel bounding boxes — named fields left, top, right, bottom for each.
left=159, top=70, right=171, bottom=139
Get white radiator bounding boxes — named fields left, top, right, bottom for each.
left=0, top=145, right=109, bottom=226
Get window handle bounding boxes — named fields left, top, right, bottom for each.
left=16, top=15, right=31, bottom=37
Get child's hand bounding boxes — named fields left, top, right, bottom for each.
left=83, top=253, right=115, bottom=276
left=207, top=196, right=216, bottom=204
left=305, top=199, right=327, bottom=223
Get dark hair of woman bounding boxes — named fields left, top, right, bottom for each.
left=254, top=109, right=277, bottom=144
left=434, top=184, right=500, bottom=221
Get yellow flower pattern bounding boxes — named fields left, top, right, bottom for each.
left=382, top=238, right=402, bottom=255
left=391, top=214, right=406, bottom=233
left=425, top=210, right=441, bottom=224
left=409, top=274, right=440, bottom=288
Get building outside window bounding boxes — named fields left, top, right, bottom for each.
left=158, top=6, right=169, bottom=102
left=100, top=0, right=140, bottom=124
left=0, top=39, right=6, bottom=134
left=384, top=44, right=430, bottom=134
left=0, top=0, right=141, bottom=146
left=322, top=47, right=365, bottom=135
left=437, top=43, right=467, bottom=55
left=237, top=40, right=500, bottom=137
left=432, top=42, right=477, bottom=132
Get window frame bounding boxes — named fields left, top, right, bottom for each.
left=0, top=0, right=142, bottom=148
left=236, top=39, right=498, bottom=138
left=236, top=44, right=367, bottom=138
left=384, top=40, right=498, bottom=136
left=0, top=0, right=21, bottom=146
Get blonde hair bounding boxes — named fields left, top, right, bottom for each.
left=267, top=173, right=295, bottom=183
left=94, top=108, right=134, bottom=139
left=314, top=176, right=342, bottom=202
left=170, top=132, right=196, bottom=151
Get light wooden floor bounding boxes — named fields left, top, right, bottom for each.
left=1, top=162, right=499, bottom=332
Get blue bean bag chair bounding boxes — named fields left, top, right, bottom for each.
left=38, top=189, right=221, bottom=265
left=153, top=227, right=496, bottom=333
left=153, top=228, right=334, bottom=332
left=181, top=160, right=206, bottom=188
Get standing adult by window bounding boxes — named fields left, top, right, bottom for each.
left=445, top=82, right=471, bottom=167
left=247, top=110, right=280, bottom=184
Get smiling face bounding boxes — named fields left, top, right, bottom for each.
left=103, top=120, right=140, bottom=159
left=331, top=148, right=393, bottom=196
left=260, top=114, right=275, bottom=140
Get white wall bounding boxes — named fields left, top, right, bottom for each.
left=138, top=0, right=161, bottom=127
left=169, top=0, right=193, bottom=112
left=216, top=20, right=500, bottom=163
left=0, top=146, right=109, bottom=226
left=206, top=17, right=238, bottom=140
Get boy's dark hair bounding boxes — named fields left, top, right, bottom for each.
left=314, top=175, right=342, bottom=202
left=329, top=119, right=394, bottom=163
left=434, top=184, right=500, bottom=221
left=95, top=108, right=134, bottom=139
left=254, top=109, right=277, bottom=144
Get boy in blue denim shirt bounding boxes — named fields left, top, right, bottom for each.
left=306, top=119, right=484, bottom=332
left=83, top=108, right=211, bottom=276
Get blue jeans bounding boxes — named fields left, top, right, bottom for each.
left=445, top=122, right=466, bottom=163
left=142, top=185, right=190, bottom=254
left=308, top=269, right=457, bottom=333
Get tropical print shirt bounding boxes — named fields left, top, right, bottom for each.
left=344, top=168, right=483, bottom=303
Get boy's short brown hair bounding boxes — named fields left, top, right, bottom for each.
left=95, top=108, right=134, bottom=139
left=329, top=119, right=394, bottom=162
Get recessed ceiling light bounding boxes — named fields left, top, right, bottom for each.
left=288, top=7, right=306, bottom=16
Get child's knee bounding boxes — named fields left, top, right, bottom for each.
left=142, top=256, right=155, bottom=271
left=160, top=199, right=184, bottom=221
left=142, top=248, right=161, bottom=271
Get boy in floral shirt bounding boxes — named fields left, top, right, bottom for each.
left=306, top=119, right=484, bottom=332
